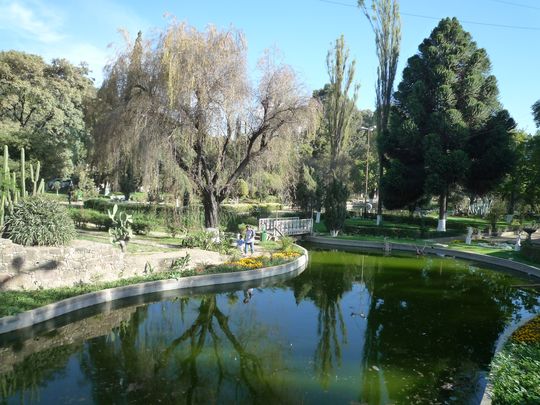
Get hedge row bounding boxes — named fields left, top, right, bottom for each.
left=69, top=208, right=156, bottom=235
left=343, top=224, right=462, bottom=239
left=521, top=243, right=540, bottom=263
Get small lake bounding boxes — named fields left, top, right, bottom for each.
left=1, top=247, right=539, bottom=404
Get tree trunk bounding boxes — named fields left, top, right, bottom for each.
left=437, top=192, right=446, bottom=232
left=506, top=189, right=515, bottom=224
left=376, top=153, right=383, bottom=226
left=202, top=190, right=219, bottom=228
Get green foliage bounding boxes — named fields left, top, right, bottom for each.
left=131, top=213, right=157, bottom=235
left=119, top=161, right=139, bottom=201
left=386, top=18, right=514, bottom=216
left=0, top=51, right=94, bottom=178
left=280, top=236, right=294, bottom=252
left=490, top=342, right=540, bottom=404
left=486, top=201, right=506, bottom=230
left=107, top=204, right=133, bottom=249
left=324, top=178, right=349, bottom=235
left=73, top=164, right=98, bottom=200
left=521, top=243, right=540, bottom=264
left=294, top=164, right=320, bottom=213
left=180, top=231, right=214, bottom=250
left=533, top=99, right=540, bottom=128
left=236, top=179, right=249, bottom=199
left=69, top=208, right=112, bottom=230
left=3, top=197, right=76, bottom=246
left=249, top=204, right=272, bottom=219
left=170, top=254, right=191, bottom=272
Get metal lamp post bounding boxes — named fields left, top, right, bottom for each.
left=360, top=126, right=376, bottom=218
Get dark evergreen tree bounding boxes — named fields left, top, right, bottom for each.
left=386, top=17, right=514, bottom=231
left=324, top=178, right=349, bottom=236
left=532, top=99, right=540, bottom=128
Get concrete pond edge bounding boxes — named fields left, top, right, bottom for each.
left=305, top=235, right=540, bottom=405
left=305, top=236, right=540, bottom=278
left=479, top=315, right=538, bottom=405
left=0, top=246, right=308, bottom=335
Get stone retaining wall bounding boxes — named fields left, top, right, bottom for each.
left=0, top=246, right=308, bottom=334
left=0, top=238, right=125, bottom=290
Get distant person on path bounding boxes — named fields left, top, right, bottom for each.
left=67, top=185, right=74, bottom=206
left=244, top=225, right=255, bottom=255
left=236, top=233, right=245, bottom=252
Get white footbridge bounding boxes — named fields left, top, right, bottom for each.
left=258, top=217, right=313, bottom=238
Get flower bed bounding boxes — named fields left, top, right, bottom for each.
left=200, top=252, right=302, bottom=274
left=489, top=316, right=540, bottom=404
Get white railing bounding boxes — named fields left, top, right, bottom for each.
left=259, top=217, right=313, bottom=236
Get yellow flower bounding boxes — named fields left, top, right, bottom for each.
left=511, top=317, right=540, bottom=343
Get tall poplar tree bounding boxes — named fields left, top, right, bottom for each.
left=359, top=0, right=401, bottom=225
left=533, top=99, right=540, bottom=127
left=388, top=18, right=514, bottom=231
left=325, top=35, right=359, bottom=175
left=323, top=36, right=358, bottom=236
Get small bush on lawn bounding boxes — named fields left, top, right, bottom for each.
left=3, top=197, right=76, bottom=246
left=132, top=213, right=157, bottom=235
left=181, top=231, right=214, bottom=250
left=69, top=208, right=112, bottom=230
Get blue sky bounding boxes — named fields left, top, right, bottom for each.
left=1, top=0, right=539, bottom=132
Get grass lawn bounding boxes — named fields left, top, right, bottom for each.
left=76, top=231, right=174, bottom=254
left=0, top=272, right=189, bottom=317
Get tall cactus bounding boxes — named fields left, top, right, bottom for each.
left=0, top=146, right=7, bottom=228
left=29, top=160, right=42, bottom=196
left=0, top=145, right=44, bottom=229
left=20, top=147, right=26, bottom=198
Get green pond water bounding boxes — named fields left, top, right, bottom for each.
left=0, top=247, right=539, bottom=405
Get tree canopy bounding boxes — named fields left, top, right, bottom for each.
left=385, top=17, right=515, bottom=230
left=0, top=51, right=95, bottom=178
left=94, top=23, right=316, bottom=227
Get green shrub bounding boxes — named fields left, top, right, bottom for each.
left=3, top=197, right=76, bottom=246
left=164, top=207, right=185, bottom=237
left=249, top=204, right=272, bottom=219
left=280, top=236, right=294, bottom=252
left=181, top=231, right=214, bottom=250
left=324, top=178, right=349, bottom=235
left=69, top=208, right=112, bottom=230
left=490, top=342, right=540, bottom=404
left=521, top=243, right=540, bottom=264
left=132, top=213, right=157, bottom=235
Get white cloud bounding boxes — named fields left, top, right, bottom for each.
left=0, top=0, right=64, bottom=43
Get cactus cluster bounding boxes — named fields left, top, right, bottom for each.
left=0, top=145, right=44, bottom=229
left=107, top=204, right=133, bottom=252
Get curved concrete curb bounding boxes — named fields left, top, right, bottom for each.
left=305, top=236, right=540, bottom=278
left=0, top=246, right=308, bottom=335
left=479, top=315, right=538, bottom=405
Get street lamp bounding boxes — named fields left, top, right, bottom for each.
left=359, top=126, right=376, bottom=219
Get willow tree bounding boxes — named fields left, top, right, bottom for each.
left=95, top=23, right=314, bottom=227
left=358, top=0, right=401, bottom=225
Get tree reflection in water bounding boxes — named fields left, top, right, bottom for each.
left=79, top=294, right=291, bottom=404
left=292, top=250, right=367, bottom=388
left=1, top=249, right=538, bottom=405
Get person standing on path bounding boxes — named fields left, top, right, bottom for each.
left=244, top=225, right=255, bottom=255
